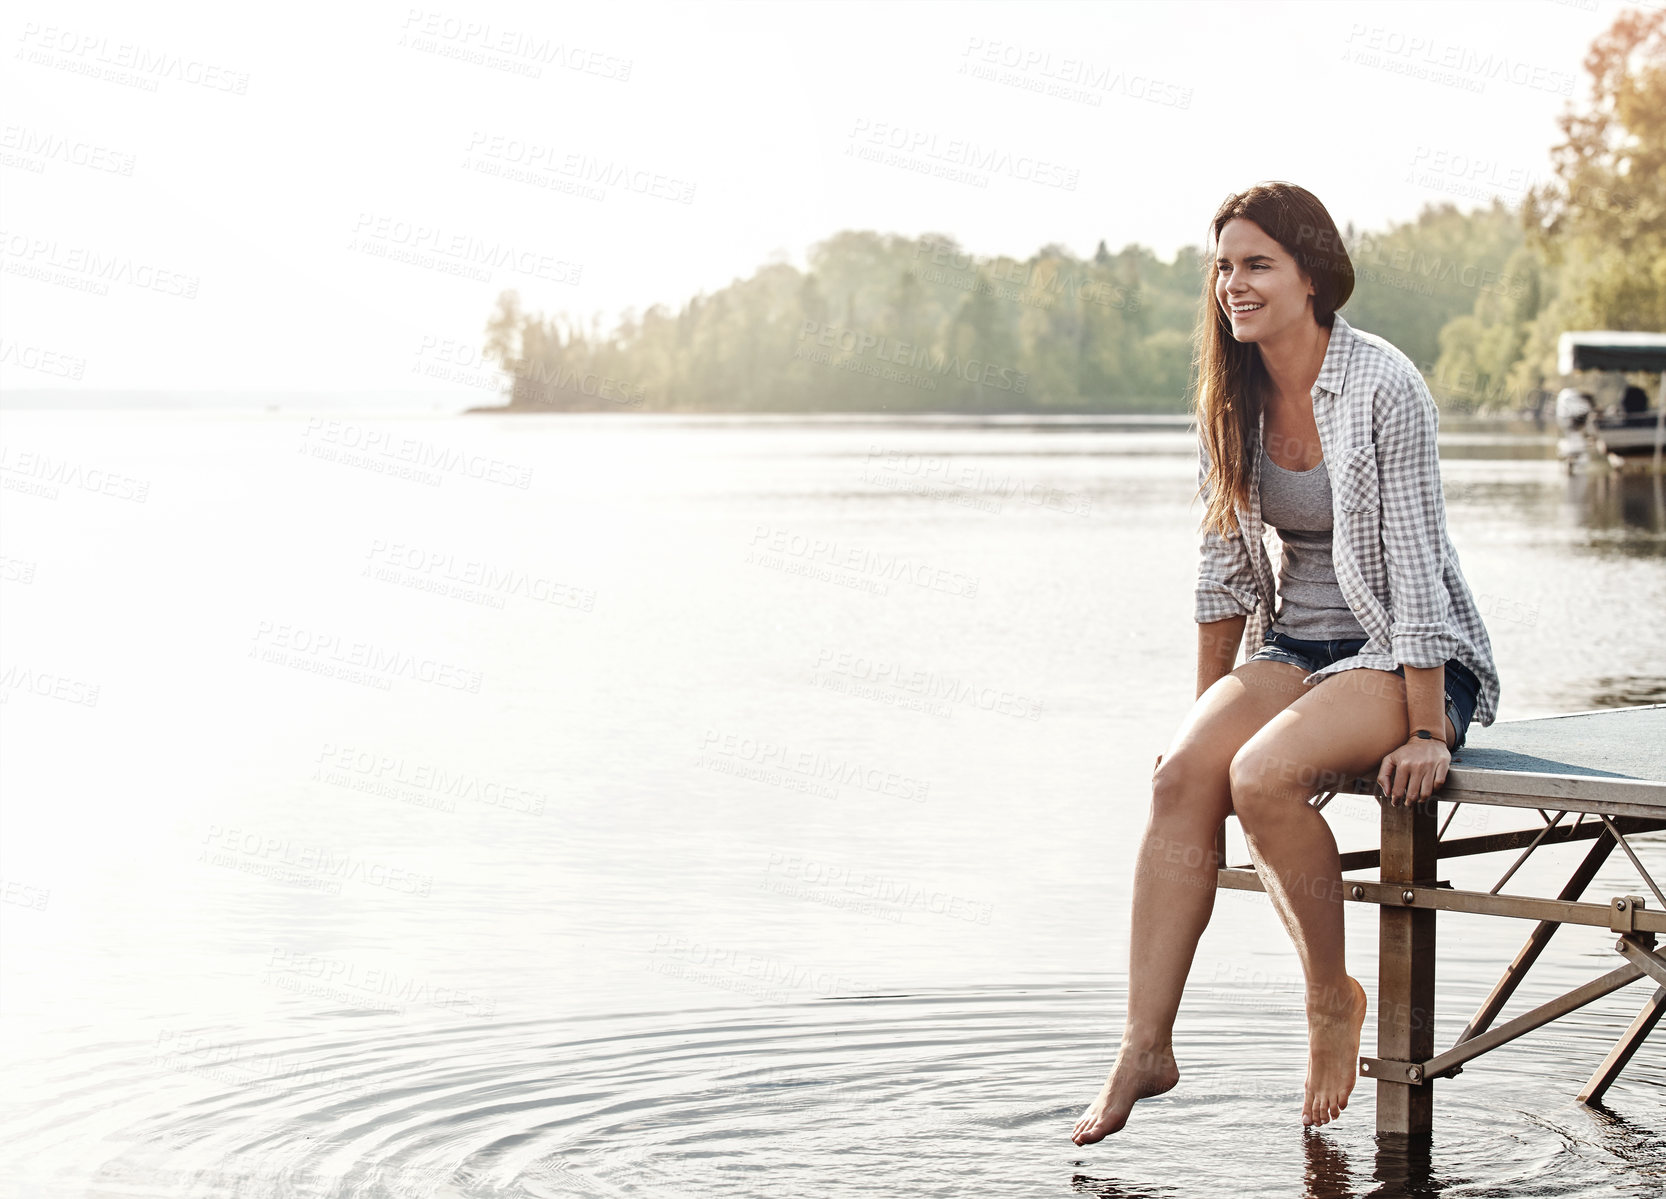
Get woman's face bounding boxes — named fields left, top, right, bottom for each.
left=1213, top=218, right=1316, bottom=344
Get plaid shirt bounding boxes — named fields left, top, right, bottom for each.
left=1194, top=312, right=1501, bottom=728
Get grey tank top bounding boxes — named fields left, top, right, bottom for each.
left=1258, top=441, right=1367, bottom=640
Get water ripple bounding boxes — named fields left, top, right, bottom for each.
left=3, top=984, right=1662, bottom=1199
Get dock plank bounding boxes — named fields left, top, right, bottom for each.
left=1444, top=704, right=1666, bottom=815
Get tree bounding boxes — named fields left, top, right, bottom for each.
left=1509, top=9, right=1666, bottom=391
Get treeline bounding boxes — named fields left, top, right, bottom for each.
left=480, top=11, right=1662, bottom=417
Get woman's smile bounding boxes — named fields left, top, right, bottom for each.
left=1214, top=217, right=1318, bottom=342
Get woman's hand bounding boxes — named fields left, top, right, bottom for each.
left=1376, top=738, right=1451, bottom=806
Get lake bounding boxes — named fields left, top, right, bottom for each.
left=1, top=410, right=1663, bottom=1198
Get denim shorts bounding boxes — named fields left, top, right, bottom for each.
left=1246, top=630, right=1483, bottom=748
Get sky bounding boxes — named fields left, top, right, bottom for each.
left=0, top=0, right=1653, bottom=394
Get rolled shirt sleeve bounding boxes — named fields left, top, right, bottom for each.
left=1375, top=376, right=1457, bottom=668
left=1194, top=433, right=1259, bottom=623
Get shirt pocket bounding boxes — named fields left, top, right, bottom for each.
left=1331, top=444, right=1380, bottom=513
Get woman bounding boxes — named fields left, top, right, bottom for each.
left=1072, top=182, right=1501, bottom=1143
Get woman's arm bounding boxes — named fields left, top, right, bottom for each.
left=1374, top=374, right=1456, bottom=672
left=1198, top=616, right=1246, bottom=700
left=1194, top=433, right=1259, bottom=625
left=1374, top=370, right=1458, bottom=800
left=1401, top=664, right=1447, bottom=741
left=1193, top=433, right=1257, bottom=696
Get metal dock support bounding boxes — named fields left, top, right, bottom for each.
left=1216, top=703, right=1666, bottom=1135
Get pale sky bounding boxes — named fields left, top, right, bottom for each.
left=0, top=0, right=1649, bottom=394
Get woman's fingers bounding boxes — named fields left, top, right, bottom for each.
left=1381, top=746, right=1456, bottom=808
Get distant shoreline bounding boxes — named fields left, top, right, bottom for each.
left=0, top=390, right=1557, bottom=435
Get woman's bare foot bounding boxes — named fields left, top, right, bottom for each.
left=1302, top=975, right=1368, bottom=1127
left=1071, top=1040, right=1179, bottom=1145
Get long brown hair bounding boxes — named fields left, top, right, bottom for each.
left=1192, top=182, right=1355, bottom=537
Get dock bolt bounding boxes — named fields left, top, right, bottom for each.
left=1351, top=885, right=1364, bottom=900
left=1407, top=1066, right=1422, bottom=1082
left=1402, top=889, right=1415, bottom=904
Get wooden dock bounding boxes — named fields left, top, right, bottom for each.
left=1216, top=703, right=1666, bottom=1135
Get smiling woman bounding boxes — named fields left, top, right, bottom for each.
left=1071, top=181, right=1502, bottom=1146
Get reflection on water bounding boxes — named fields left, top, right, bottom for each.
left=1, top=412, right=1663, bottom=1198
left=1566, top=469, right=1666, bottom=543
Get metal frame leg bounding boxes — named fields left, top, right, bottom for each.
left=1578, top=985, right=1666, bottom=1105
left=1457, top=830, right=1618, bottom=1044
left=1376, top=798, right=1438, bottom=1135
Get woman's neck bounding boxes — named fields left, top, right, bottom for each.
left=1257, top=320, right=1331, bottom=408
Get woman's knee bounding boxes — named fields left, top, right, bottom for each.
left=1229, top=742, right=1350, bottom=815
left=1227, top=749, right=1278, bottom=818
left=1150, top=749, right=1231, bottom=825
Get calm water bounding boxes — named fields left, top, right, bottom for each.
left=1, top=411, right=1663, bottom=1199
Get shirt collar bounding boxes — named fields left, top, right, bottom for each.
left=1313, top=312, right=1355, bottom=398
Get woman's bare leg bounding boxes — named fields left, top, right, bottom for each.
left=1228, top=667, right=1445, bottom=1127
left=1072, top=659, right=1309, bottom=1146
